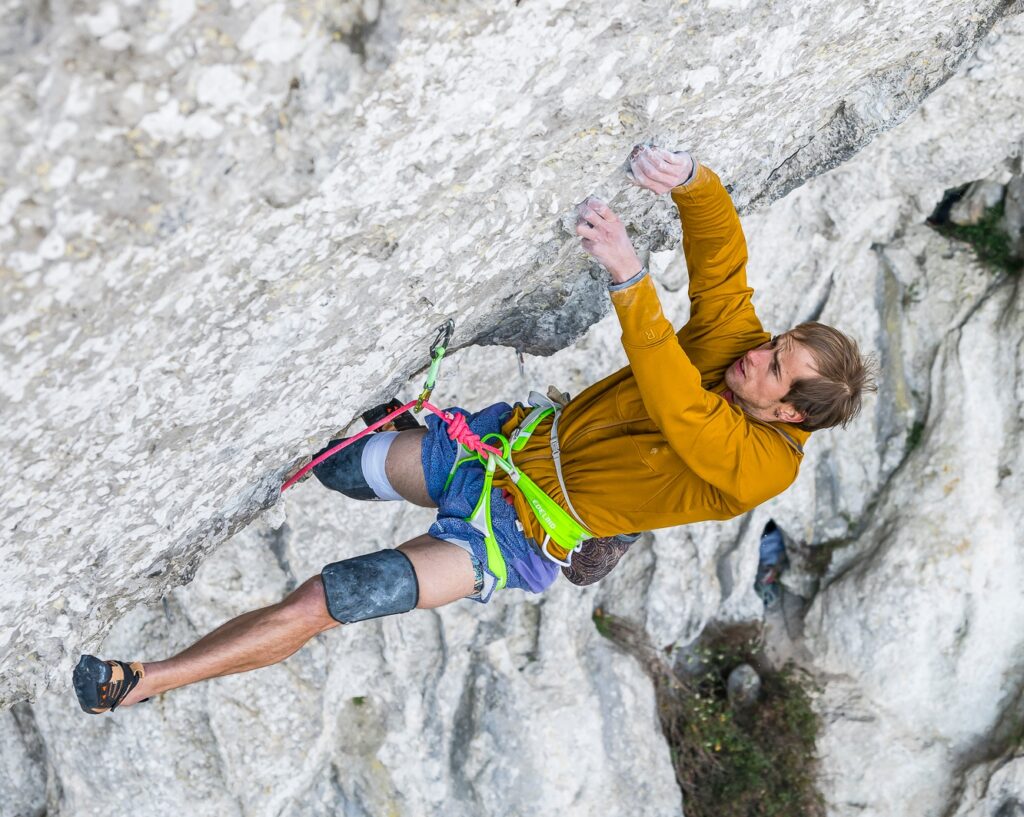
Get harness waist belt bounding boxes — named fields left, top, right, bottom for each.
left=443, top=398, right=595, bottom=586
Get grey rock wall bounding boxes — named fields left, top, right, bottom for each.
left=744, top=16, right=1024, bottom=817
left=0, top=0, right=1014, bottom=708
left=0, top=703, right=47, bottom=817
left=4, top=0, right=1024, bottom=816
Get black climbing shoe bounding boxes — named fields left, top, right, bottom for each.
left=562, top=532, right=642, bottom=586
left=361, top=398, right=421, bottom=432
left=73, top=654, right=146, bottom=714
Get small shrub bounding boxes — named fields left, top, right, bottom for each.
left=931, top=200, right=1022, bottom=275
left=593, top=613, right=824, bottom=817
left=592, top=606, right=614, bottom=639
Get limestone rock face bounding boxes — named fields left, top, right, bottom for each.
left=806, top=270, right=1024, bottom=816
left=0, top=704, right=47, bottom=817
left=5, top=1, right=1024, bottom=816
left=745, top=16, right=1024, bottom=817
left=24, top=491, right=683, bottom=817
left=952, top=758, right=1024, bottom=817
left=0, top=0, right=1012, bottom=709
left=949, top=179, right=1008, bottom=225
left=1004, top=174, right=1024, bottom=256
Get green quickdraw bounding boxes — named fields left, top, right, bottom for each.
left=415, top=318, right=454, bottom=412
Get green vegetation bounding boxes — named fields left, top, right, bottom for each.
left=592, top=606, right=615, bottom=639
left=805, top=540, right=847, bottom=580
left=906, top=419, right=926, bottom=453
left=933, top=200, right=1022, bottom=275
left=593, top=613, right=823, bottom=817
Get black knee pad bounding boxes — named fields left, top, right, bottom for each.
left=320, top=549, right=420, bottom=624
left=312, top=435, right=378, bottom=500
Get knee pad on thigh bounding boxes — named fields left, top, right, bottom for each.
left=320, top=549, right=420, bottom=624
left=312, top=435, right=378, bottom=500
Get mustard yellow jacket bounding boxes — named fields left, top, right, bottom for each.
left=494, top=164, right=811, bottom=553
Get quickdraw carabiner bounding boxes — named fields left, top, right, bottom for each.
left=430, top=319, right=455, bottom=358
left=416, top=319, right=455, bottom=412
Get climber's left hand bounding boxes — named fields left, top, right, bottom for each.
left=575, top=198, right=643, bottom=284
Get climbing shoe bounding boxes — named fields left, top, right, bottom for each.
left=562, top=532, right=642, bottom=586
left=73, top=654, right=145, bottom=714
left=361, top=398, right=421, bottom=432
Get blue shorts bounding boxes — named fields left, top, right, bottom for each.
left=421, top=402, right=560, bottom=602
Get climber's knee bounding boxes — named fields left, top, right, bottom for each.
left=285, top=576, right=339, bottom=632
left=312, top=432, right=402, bottom=501
left=319, top=549, right=420, bottom=624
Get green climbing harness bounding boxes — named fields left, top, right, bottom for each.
left=443, top=402, right=595, bottom=589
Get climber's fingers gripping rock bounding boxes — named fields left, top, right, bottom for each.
left=628, top=145, right=694, bottom=195
left=575, top=197, right=643, bottom=282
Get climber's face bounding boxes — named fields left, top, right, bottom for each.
left=723, top=334, right=818, bottom=425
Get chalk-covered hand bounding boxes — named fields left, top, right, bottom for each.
left=628, top=145, right=694, bottom=195
left=575, top=197, right=643, bottom=284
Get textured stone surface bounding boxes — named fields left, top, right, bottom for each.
left=0, top=704, right=47, bottom=817
left=807, top=273, right=1024, bottom=816
left=24, top=487, right=683, bottom=816
left=753, top=16, right=1024, bottom=817
left=952, top=758, right=1024, bottom=817
left=1004, top=174, right=1024, bottom=256
left=5, top=1, right=1024, bottom=816
left=949, top=179, right=1007, bottom=225
left=0, top=0, right=1014, bottom=708
left=726, top=663, right=761, bottom=710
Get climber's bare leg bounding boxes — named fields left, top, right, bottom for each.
left=118, top=535, right=474, bottom=706
left=386, top=427, right=434, bottom=507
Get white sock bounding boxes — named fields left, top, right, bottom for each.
left=361, top=431, right=404, bottom=501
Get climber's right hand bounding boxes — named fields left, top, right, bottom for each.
left=627, top=145, right=694, bottom=195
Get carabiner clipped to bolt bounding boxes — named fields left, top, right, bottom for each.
left=416, top=319, right=455, bottom=412
left=430, top=319, right=454, bottom=358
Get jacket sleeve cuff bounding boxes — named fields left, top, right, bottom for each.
left=671, top=152, right=699, bottom=189
left=608, top=265, right=649, bottom=292
left=611, top=273, right=676, bottom=347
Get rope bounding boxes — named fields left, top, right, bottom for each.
left=279, top=319, right=496, bottom=494
left=443, top=411, right=503, bottom=457
left=280, top=399, right=503, bottom=494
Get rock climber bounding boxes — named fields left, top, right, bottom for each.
left=74, top=145, right=875, bottom=714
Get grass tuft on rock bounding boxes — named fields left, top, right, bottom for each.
left=931, top=200, right=1023, bottom=275
left=593, top=611, right=823, bottom=817
left=906, top=419, right=926, bottom=452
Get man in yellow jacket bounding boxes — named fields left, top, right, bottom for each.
left=74, top=147, right=874, bottom=713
